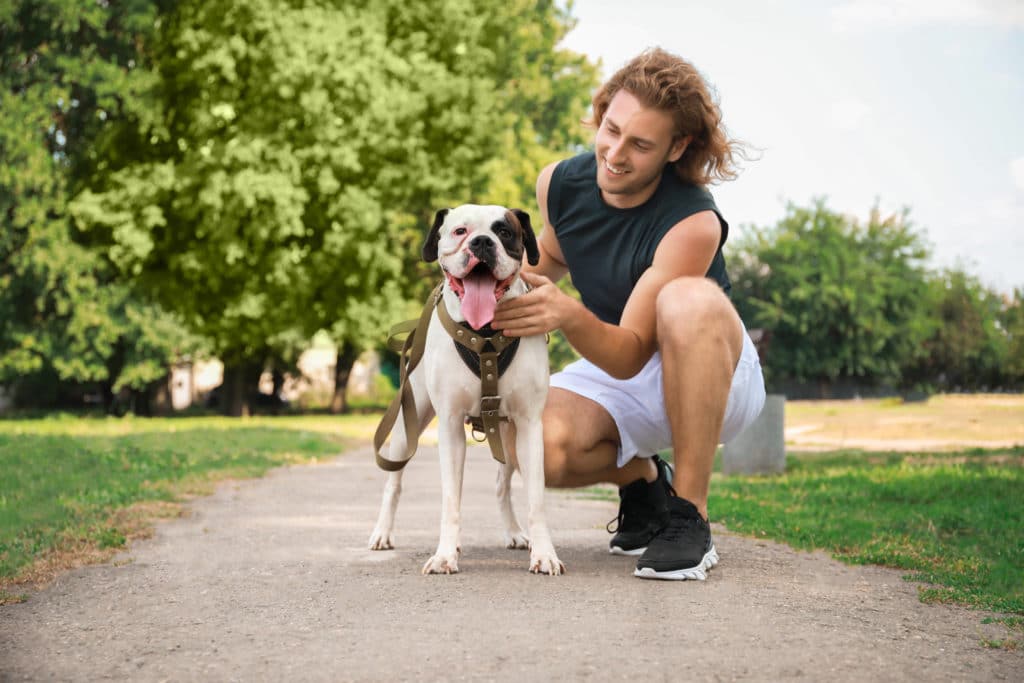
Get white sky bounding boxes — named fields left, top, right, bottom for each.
left=559, top=0, right=1024, bottom=294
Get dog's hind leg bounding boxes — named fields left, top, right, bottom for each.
left=517, top=418, right=565, bottom=575
left=368, top=386, right=436, bottom=551
left=496, top=423, right=529, bottom=549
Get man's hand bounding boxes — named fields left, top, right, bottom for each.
left=493, top=271, right=583, bottom=338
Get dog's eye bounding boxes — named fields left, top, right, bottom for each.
left=453, top=227, right=468, bottom=236
left=495, top=227, right=511, bottom=239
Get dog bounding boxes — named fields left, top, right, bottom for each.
left=368, top=204, right=564, bottom=576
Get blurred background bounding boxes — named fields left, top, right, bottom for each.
left=2, top=0, right=1022, bottom=418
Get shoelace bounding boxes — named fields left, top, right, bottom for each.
left=657, top=503, right=706, bottom=543
left=606, top=471, right=679, bottom=532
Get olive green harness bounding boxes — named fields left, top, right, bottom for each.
left=373, top=284, right=520, bottom=471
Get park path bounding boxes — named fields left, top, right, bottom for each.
left=1, top=444, right=1020, bottom=682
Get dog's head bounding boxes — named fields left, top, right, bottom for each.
left=422, top=204, right=539, bottom=330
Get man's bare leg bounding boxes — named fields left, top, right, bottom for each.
left=656, top=277, right=744, bottom=520
left=540, top=388, right=656, bottom=488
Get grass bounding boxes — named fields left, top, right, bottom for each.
left=0, top=414, right=378, bottom=603
left=707, top=447, right=1023, bottom=619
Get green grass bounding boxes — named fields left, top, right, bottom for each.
left=705, top=447, right=1023, bottom=619
left=0, top=415, right=370, bottom=594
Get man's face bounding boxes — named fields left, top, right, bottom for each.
left=594, top=90, right=689, bottom=208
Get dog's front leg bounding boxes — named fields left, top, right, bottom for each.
left=423, top=414, right=467, bottom=574
left=517, top=419, right=565, bottom=575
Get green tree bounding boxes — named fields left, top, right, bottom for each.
left=904, top=268, right=1009, bottom=391
left=1, top=0, right=195, bottom=412
left=999, top=288, right=1024, bottom=386
left=72, top=0, right=597, bottom=414
left=731, top=199, right=934, bottom=393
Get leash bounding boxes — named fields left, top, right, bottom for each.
left=373, top=284, right=518, bottom=471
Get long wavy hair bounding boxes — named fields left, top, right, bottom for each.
left=589, top=48, right=745, bottom=186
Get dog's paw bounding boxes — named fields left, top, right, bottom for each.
left=422, top=553, right=460, bottom=575
left=503, top=529, right=530, bottom=550
left=529, top=549, right=565, bottom=576
left=368, top=528, right=394, bottom=550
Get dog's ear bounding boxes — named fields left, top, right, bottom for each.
left=513, top=209, right=540, bottom=266
left=422, top=208, right=449, bottom=262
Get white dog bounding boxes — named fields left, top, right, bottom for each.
left=368, top=204, right=563, bottom=576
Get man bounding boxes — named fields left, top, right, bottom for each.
left=491, top=48, right=766, bottom=580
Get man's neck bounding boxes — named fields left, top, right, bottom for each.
left=600, top=181, right=660, bottom=210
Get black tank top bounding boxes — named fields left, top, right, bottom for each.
left=547, top=152, right=731, bottom=325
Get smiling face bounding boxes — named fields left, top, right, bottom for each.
left=594, top=90, right=690, bottom=209
left=422, top=204, right=538, bottom=330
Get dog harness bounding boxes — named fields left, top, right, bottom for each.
left=373, top=283, right=520, bottom=471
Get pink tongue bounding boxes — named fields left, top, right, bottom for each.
left=461, top=271, right=497, bottom=329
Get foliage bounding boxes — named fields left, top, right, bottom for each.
left=69, top=0, right=598, bottom=412
left=731, top=199, right=935, bottom=390
left=1, top=0, right=199, bottom=409
left=997, top=288, right=1024, bottom=386
left=902, top=268, right=1011, bottom=391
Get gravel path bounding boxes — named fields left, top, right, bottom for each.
left=1, top=445, right=1020, bottom=681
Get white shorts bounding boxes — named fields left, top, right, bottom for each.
left=550, top=331, right=766, bottom=468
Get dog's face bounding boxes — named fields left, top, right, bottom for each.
left=422, top=204, right=539, bottom=330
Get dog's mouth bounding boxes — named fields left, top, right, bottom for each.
left=446, top=262, right=515, bottom=330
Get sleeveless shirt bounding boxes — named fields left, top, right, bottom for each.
left=547, top=152, right=731, bottom=325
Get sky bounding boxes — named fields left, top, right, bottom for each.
left=558, top=0, right=1024, bottom=294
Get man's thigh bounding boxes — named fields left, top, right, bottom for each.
left=543, top=387, right=620, bottom=453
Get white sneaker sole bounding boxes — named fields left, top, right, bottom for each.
left=633, top=544, right=719, bottom=581
left=609, top=545, right=646, bottom=556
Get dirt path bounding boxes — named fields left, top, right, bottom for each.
left=1, top=445, right=1020, bottom=681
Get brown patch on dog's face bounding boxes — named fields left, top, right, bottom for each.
left=502, top=209, right=539, bottom=266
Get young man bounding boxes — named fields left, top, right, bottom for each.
left=491, top=48, right=766, bottom=580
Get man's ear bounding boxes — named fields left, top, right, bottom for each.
left=513, top=209, right=540, bottom=266
left=668, top=135, right=693, bottom=163
left=422, top=208, right=449, bottom=262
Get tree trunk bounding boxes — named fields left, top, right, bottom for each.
left=330, top=344, right=360, bottom=414
left=222, top=361, right=262, bottom=416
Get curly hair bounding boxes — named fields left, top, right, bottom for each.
left=589, top=48, right=743, bottom=186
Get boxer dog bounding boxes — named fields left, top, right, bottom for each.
left=368, top=204, right=564, bottom=576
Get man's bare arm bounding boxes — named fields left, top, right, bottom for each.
left=494, top=165, right=722, bottom=378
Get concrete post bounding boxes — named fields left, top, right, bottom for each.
left=722, top=394, right=786, bottom=475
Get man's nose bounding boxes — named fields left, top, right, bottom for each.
left=606, top=138, right=627, bottom=163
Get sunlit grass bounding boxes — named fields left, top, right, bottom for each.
left=0, top=415, right=376, bottom=600
left=707, top=448, right=1024, bottom=619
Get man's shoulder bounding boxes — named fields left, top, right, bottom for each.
left=658, top=169, right=719, bottom=213
left=554, top=152, right=595, bottom=182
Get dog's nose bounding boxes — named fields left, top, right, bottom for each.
left=469, top=235, right=492, bottom=251
left=468, top=235, right=496, bottom=267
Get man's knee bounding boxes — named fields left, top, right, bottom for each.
left=541, top=415, right=575, bottom=487
left=656, top=277, right=741, bottom=352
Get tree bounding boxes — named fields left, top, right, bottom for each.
left=730, top=199, right=934, bottom=393
left=999, top=288, right=1024, bottom=387
left=903, top=268, right=1009, bottom=391
left=72, top=0, right=598, bottom=414
left=1, top=0, right=195, bottom=412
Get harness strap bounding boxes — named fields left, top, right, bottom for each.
left=373, top=284, right=513, bottom=471
left=373, top=284, right=442, bottom=471
left=434, top=300, right=512, bottom=463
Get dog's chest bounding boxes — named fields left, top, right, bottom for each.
left=422, top=317, right=546, bottom=414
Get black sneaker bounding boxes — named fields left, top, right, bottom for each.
left=607, top=458, right=674, bottom=556
left=634, top=495, right=719, bottom=580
